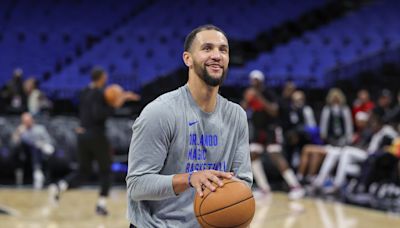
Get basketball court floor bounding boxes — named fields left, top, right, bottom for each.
left=0, top=187, right=399, bottom=227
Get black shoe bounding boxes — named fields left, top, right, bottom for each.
left=96, top=205, right=108, bottom=216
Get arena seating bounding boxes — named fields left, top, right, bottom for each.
left=227, top=0, right=400, bottom=88
left=0, top=0, right=146, bottom=87
left=35, top=0, right=326, bottom=98
left=3, top=0, right=399, bottom=94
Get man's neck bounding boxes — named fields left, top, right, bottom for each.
left=187, top=73, right=219, bottom=113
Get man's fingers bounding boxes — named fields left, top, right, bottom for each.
left=209, top=175, right=223, bottom=187
left=195, top=185, right=203, bottom=197
left=223, top=172, right=234, bottom=179
left=210, top=170, right=233, bottom=179
left=204, top=180, right=216, bottom=192
left=192, top=171, right=236, bottom=196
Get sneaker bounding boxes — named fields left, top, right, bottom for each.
left=289, top=187, right=305, bottom=200
left=48, top=184, right=60, bottom=202
left=253, top=188, right=270, bottom=200
left=96, top=205, right=108, bottom=216
left=33, top=170, right=44, bottom=190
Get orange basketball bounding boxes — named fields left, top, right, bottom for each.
left=194, top=178, right=255, bottom=228
left=104, top=84, right=123, bottom=106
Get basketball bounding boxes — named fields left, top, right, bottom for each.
left=194, top=178, right=255, bottom=228
left=104, top=84, right=123, bottom=106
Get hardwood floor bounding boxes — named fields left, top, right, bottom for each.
left=0, top=187, right=399, bottom=227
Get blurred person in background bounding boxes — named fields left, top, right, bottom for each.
left=352, top=89, right=375, bottom=119
left=383, top=91, right=400, bottom=131
left=316, top=114, right=398, bottom=194
left=11, top=112, right=54, bottom=189
left=281, top=90, right=317, bottom=168
left=297, top=88, right=353, bottom=187
left=0, top=68, right=27, bottom=114
left=351, top=122, right=400, bottom=196
left=373, top=89, right=393, bottom=119
left=242, top=70, right=305, bottom=200
left=297, top=110, right=370, bottom=186
left=23, top=77, right=52, bottom=116
left=49, top=66, right=139, bottom=216
left=279, top=80, right=297, bottom=115
left=320, top=88, right=353, bottom=147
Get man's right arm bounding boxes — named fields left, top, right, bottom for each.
left=126, top=101, right=177, bottom=201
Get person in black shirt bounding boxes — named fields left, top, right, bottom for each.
left=383, top=91, right=400, bottom=128
left=49, top=67, right=139, bottom=216
left=373, top=89, right=393, bottom=119
left=0, top=68, right=27, bottom=114
left=281, top=90, right=317, bottom=167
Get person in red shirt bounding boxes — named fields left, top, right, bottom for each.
left=352, top=89, right=375, bottom=120
left=241, top=70, right=305, bottom=200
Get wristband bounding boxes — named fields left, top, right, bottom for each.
left=188, top=170, right=198, bottom=188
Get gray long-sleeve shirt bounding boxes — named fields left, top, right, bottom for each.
left=126, top=85, right=252, bottom=227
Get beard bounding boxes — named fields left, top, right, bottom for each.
left=193, top=60, right=227, bottom=87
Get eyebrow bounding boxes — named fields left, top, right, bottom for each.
left=200, top=43, right=229, bottom=49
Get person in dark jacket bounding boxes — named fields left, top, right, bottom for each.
left=49, top=67, right=139, bottom=216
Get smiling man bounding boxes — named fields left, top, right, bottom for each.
left=126, top=25, right=252, bottom=228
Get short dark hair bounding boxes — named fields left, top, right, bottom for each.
left=184, top=24, right=227, bottom=52
left=91, top=66, right=105, bottom=82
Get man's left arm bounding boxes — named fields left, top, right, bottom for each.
left=231, top=109, right=253, bottom=187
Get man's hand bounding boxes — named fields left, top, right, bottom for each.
left=111, top=91, right=141, bottom=108
left=189, top=170, right=234, bottom=197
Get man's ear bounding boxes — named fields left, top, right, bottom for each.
left=183, top=51, right=193, bottom=68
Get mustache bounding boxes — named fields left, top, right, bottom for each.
left=205, top=63, right=223, bottom=67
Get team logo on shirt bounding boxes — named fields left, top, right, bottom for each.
left=185, top=133, right=226, bottom=172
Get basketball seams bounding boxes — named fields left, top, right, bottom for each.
left=202, top=214, right=254, bottom=228
left=198, top=196, right=254, bottom=217
left=199, top=197, right=255, bottom=228
left=195, top=180, right=255, bottom=227
left=195, top=180, right=238, bottom=217
left=196, top=180, right=239, bottom=216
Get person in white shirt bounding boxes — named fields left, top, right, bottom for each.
left=12, top=112, right=54, bottom=189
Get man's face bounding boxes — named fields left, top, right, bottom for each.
left=358, top=90, right=369, bottom=103
left=250, top=78, right=263, bottom=88
left=292, top=91, right=305, bottom=108
left=99, top=73, right=108, bottom=87
left=355, top=119, right=368, bottom=129
left=21, top=113, right=33, bottom=128
left=378, top=96, right=391, bottom=107
left=186, top=30, right=229, bottom=87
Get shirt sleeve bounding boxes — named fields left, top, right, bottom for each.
left=319, top=106, right=330, bottom=140
left=343, top=106, right=354, bottom=144
left=303, top=106, right=316, bottom=127
left=126, top=99, right=177, bottom=201
left=231, top=108, right=253, bottom=187
left=37, top=125, right=54, bottom=145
